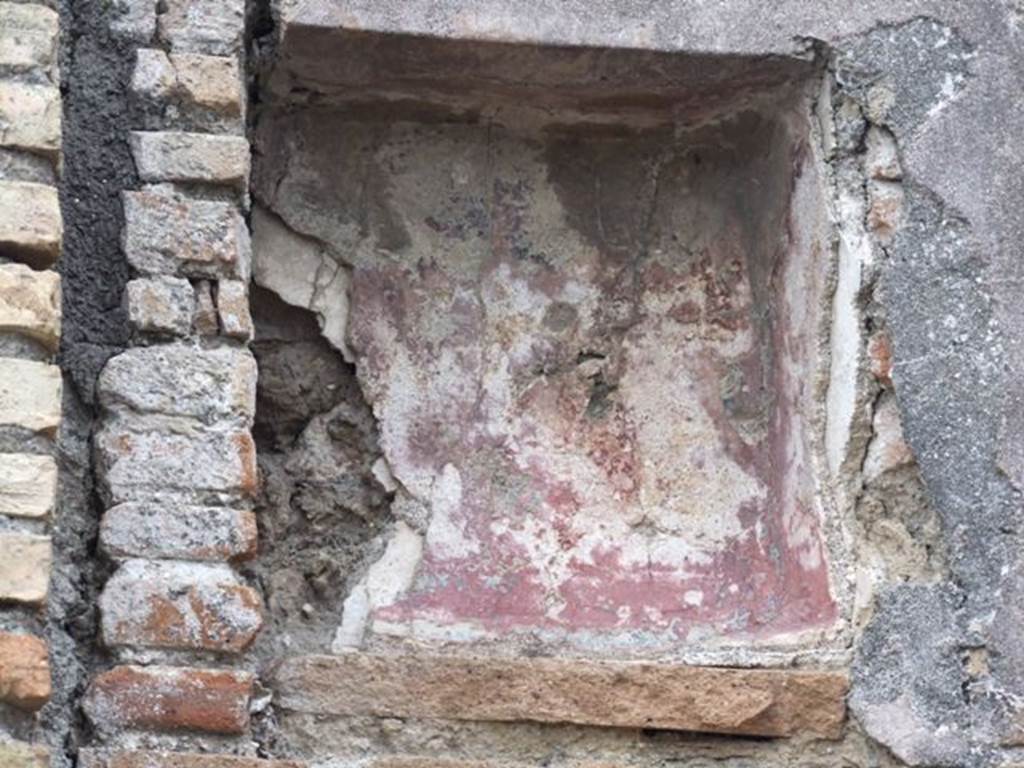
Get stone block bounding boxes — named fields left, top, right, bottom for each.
left=0, top=3, right=59, bottom=74
left=98, top=344, right=256, bottom=423
left=100, top=502, right=257, bottom=561
left=0, top=146, right=54, bottom=185
left=158, top=0, right=244, bottom=56
left=0, top=263, right=60, bottom=349
left=0, top=632, right=50, bottom=710
left=0, top=742, right=48, bottom=768
left=0, top=79, right=56, bottom=146
left=100, top=559, right=263, bottom=653
left=0, top=358, right=61, bottom=434
left=82, top=665, right=253, bottom=734
left=95, top=423, right=257, bottom=504
left=132, top=50, right=243, bottom=123
left=0, top=181, right=61, bottom=268
left=0, top=82, right=60, bottom=158
left=171, top=53, right=242, bottom=117
left=131, top=49, right=175, bottom=101
left=275, top=653, right=849, bottom=739
left=0, top=453, right=57, bottom=519
left=216, top=279, right=251, bottom=340
left=122, top=186, right=250, bottom=279
left=80, top=751, right=303, bottom=768
left=125, top=276, right=195, bottom=336
left=130, top=131, right=249, bottom=189
left=0, top=533, right=50, bottom=604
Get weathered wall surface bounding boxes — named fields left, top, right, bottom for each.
left=0, top=0, right=63, bottom=763
left=1, top=1, right=1021, bottom=768
left=252, top=98, right=839, bottom=656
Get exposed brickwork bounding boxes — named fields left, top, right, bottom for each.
left=83, top=665, right=253, bottom=734
left=129, top=131, right=249, bottom=189
left=0, top=453, right=57, bottom=519
left=0, top=263, right=61, bottom=350
left=33, top=3, right=1023, bottom=768
left=100, top=503, right=257, bottom=562
left=0, top=632, right=51, bottom=710
left=0, top=3, right=59, bottom=736
left=0, top=3, right=58, bottom=74
left=97, top=345, right=256, bottom=423
left=0, top=81, right=60, bottom=157
left=100, top=560, right=263, bottom=653
left=0, top=533, right=51, bottom=604
left=0, top=358, right=61, bottom=433
left=124, top=276, right=195, bottom=336
left=0, top=181, right=61, bottom=267
left=85, top=0, right=260, bottom=751
left=122, top=187, right=251, bottom=278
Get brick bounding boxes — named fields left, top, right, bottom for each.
left=0, top=181, right=61, bottom=268
left=216, top=280, right=251, bottom=340
left=95, top=423, right=257, bottom=504
left=98, top=345, right=256, bottom=423
left=158, top=0, right=244, bottom=56
left=0, top=3, right=59, bottom=74
left=0, top=358, right=61, bottom=434
left=171, top=53, right=242, bottom=117
left=100, top=559, right=263, bottom=653
left=125, top=276, right=195, bottom=336
left=0, top=263, right=60, bottom=350
left=0, top=632, right=50, bottom=710
left=0, top=453, right=57, bottom=518
left=0, top=82, right=60, bottom=158
left=83, top=665, right=253, bottom=734
left=123, top=187, right=250, bottom=279
left=130, top=131, right=249, bottom=189
left=80, top=751, right=303, bottom=768
left=0, top=741, right=48, bottom=768
left=131, top=49, right=175, bottom=101
left=275, top=653, right=849, bottom=739
left=0, top=533, right=50, bottom=604
left=101, top=502, right=256, bottom=562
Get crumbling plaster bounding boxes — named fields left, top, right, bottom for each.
left=247, top=2, right=1024, bottom=766
left=43, top=0, right=1024, bottom=765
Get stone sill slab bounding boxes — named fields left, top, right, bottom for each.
left=273, top=652, right=848, bottom=739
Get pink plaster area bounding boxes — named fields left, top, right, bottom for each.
left=344, top=110, right=837, bottom=648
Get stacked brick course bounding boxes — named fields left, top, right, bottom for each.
left=0, top=0, right=61, bottom=759
left=82, top=0, right=272, bottom=756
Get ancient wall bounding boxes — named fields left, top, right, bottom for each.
left=0, top=1, right=1022, bottom=767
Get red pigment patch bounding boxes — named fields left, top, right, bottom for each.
left=347, top=113, right=836, bottom=650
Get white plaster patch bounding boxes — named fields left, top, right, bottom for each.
left=333, top=521, right=424, bottom=650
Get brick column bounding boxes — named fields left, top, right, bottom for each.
left=74, top=1, right=285, bottom=762
left=0, top=0, right=62, bottom=762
